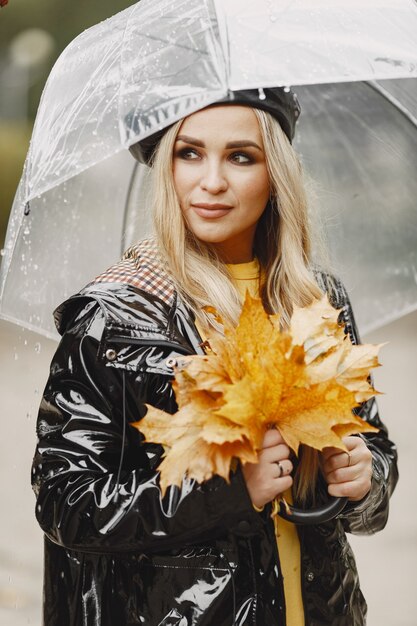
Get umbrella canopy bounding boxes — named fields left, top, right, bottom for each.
left=124, top=78, right=417, bottom=335
left=216, top=0, right=417, bottom=89
left=295, top=79, right=417, bottom=332
left=1, top=0, right=417, bottom=338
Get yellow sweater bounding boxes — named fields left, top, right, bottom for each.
left=220, top=259, right=305, bottom=626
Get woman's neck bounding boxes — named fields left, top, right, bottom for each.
left=210, top=241, right=255, bottom=264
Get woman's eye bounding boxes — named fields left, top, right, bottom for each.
left=230, top=152, right=252, bottom=164
left=176, top=148, right=200, bottom=160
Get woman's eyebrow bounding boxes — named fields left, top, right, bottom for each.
left=176, top=135, right=262, bottom=151
left=225, top=140, right=262, bottom=151
left=176, top=135, right=205, bottom=147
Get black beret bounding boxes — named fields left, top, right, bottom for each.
left=129, top=86, right=301, bottom=164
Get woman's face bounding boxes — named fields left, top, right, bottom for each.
left=172, top=105, right=270, bottom=263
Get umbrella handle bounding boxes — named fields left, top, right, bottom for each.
left=277, top=496, right=348, bottom=525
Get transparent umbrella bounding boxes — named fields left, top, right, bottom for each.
left=1, top=0, right=417, bottom=338
left=296, top=78, right=417, bottom=333
left=125, top=78, right=417, bottom=335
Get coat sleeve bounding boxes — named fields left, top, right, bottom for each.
left=32, top=298, right=264, bottom=554
left=328, top=277, right=399, bottom=535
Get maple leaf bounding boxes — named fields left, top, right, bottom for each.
left=135, top=293, right=380, bottom=494
left=290, top=299, right=384, bottom=403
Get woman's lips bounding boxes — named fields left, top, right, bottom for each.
left=191, top=203, right=233, bottom=219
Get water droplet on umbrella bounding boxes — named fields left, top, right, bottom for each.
left=14, top=353, right=18, bottom=361
left=284, top=86, right=291, bottom=93
left=34, top=342, right=41, bottom=353
left=258, top=88, right=266, bottom=100
left=270, top=14, right=277, bottom=22
left=23, top=227, right=30, bottom=236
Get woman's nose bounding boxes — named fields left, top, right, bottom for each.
left=199, top=160, right=228, bottom=194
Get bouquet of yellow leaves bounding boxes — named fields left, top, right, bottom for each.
left=134, top=294, right=380, bottom=495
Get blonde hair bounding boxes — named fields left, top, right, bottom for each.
left=150, top=108, right=323, bottom=502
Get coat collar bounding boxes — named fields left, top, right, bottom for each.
left=91, top=237, right=175, bottom=307
left=54, top=238, right=205, bottom=356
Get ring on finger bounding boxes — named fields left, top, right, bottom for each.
left=274, top=461, right=284, bottom=478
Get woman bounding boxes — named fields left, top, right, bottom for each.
left=32, top=87, right=398, bottom=626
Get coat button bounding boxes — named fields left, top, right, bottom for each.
left=105, top=348, right=118, bottom=361
left=166, top=357, right=178, bottom=368
left=306, top=571, right=315, bottom=582
left=236, top=520, right=251, bottom=533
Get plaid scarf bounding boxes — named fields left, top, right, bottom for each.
left=92, top=237, right=175, bottom=306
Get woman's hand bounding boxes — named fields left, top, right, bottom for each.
left=321, top=436, right=373, bottom=502
left=242, top=429, right=293, bottom=509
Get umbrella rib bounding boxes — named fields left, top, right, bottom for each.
left=138, top=31, right=211, bottom=58
left=365, top=81, right=417, bottom=131
left=211, top=0, right=230, bottom=85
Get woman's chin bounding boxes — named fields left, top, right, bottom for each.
left=188, top=228, right=229, bottom=246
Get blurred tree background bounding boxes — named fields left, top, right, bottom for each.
left=0, top=0, right=135, bottom=247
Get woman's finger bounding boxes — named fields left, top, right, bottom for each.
left=327, top=475, right=372, bottom=501
left=261, top=443, right=291, bottom=464
left=324, top=450, right=372, bottom=483
left=242, top=456, right=293, bottom=508
left=323, top=437, right=373, bottom=501
left=322, top=449, right=352, bottom=473
left=322, top=437, right=372, bottom=472
left=320, top=445, right=340, bottom=462
left=325, top=464, right=362, bottom=485
left=271, top=459, right=293, bottom=479
left=262, top=428, right=286, bottom=449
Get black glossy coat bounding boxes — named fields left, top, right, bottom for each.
left=32, top=271, right=398, bottom=626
